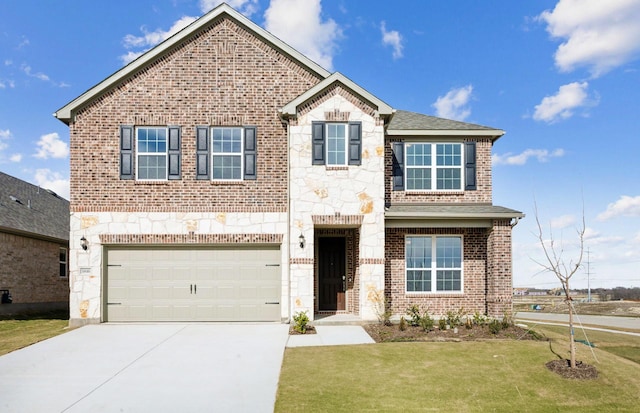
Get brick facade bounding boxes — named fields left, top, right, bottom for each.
left=385, top=227, right=491, bottom=317
left=0, top=232, right=69, bottom=304
left=69, top=16, right=322, bottom=213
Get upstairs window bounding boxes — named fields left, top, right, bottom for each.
left=212, top=127, right=242, bottom=180
left=405, top=143, right=462, bottom=190
left=195, top=126, right=257, bottom=181
left=119, top=125, right=181, bottom=181
left=392, top=141, right=476, bottom=191
left=406, top=236, right=463, bottom=293
left=137, top=127, right=167, bottom=180
left=312, top=121, right=362, bottom=166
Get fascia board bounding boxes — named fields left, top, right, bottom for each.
left=386, top=129, right=505, bottom=137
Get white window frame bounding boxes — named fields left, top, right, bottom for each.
left=405, top=143, right=464, bottom=191
left=326, top=123, right=348, bottom=166
left=59, top=247, right=67, bottom=278
left=135, top=127, right=169, bottom=181
left=211, top=127, right=244, bottom=181
left=405, top=235, right=464, bottom=294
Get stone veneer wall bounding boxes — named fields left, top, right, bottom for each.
left=384, top=227, right=490, bottom=317
left=70, top=211, right=287, bottom=325
left=288, top=92, right=386, bottom=321
left=0, top=232, right=69, bottom=304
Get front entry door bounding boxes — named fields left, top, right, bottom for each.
left=318, top=237, right=346, bottom=311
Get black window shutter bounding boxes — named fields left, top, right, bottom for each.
left=465, top=141, right=477, bottom=190
left=120, top=125, right=134, bottom=180
left=312, top=121, right=325, bottom=165
left=167, top=126, right=181, bottom=180
left=196, top=126, right=210, bottom=180
left=244, top=126, right=257, bottom=180
left=348, top=122, right=362, bottom=165
left=392, top=142, right=404, bottom=191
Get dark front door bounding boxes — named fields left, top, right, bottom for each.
left=318, top=237, right=346, bottom=311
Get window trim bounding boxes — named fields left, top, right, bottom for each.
left=135, top=126, right=169, bottom=181
left=312, top=121, right=361, bottom=166
left=59, top=247, right=68, bottom=278
left=325, top=123, right=348, bottom=166
left=405, top=235, right=464, bottom=294
left=405, top=142, right=464, bottom=192
left=211, top=126, right=244, bottom=181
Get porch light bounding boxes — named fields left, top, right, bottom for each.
left=80, top=236, right=88, bottom=251
left=298, top=233, right=306, bottom=249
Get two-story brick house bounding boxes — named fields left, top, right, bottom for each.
left=55, top=3, right=522, bottom=327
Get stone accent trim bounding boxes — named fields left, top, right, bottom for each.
left=297, top=84, right=379, bottom=119
left=290, top=258, right=314, bottom=265
left=324, top=110, right=350, bottom=122
left=359, top=258, right=385, bottom=265
left=100, top=233, right=283, bottom=245
left=312, top=214, right=363, bottom=226
left=73, top=206, right=287, bottom=213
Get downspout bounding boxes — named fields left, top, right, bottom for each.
left=280, top=109, right=292, bottom=324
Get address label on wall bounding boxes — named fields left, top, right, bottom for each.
left=79, top=267, right=91, bottom=275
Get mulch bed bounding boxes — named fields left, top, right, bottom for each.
left=288, top=325, right=317, bottom=335
left=363, top=323, right=544, bottom=343
left=545, top=359, right=598, bottom=379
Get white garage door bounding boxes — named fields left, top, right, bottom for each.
left=105, top=247, right=281, bottom=322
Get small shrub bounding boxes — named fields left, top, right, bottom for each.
left=473, top=312, right=488, bottom=326
left=465, top=317, right=473, bottom=329
left=399, top=316, right=407, bottom=331
left=406, top=305, right=422, bottom=327
left=419, top=312, right=434, bottom=332
left=445, top=307, right=466, bottom=327
left=488, top=319, right=502, bottom=335
left=502, top=310, right=514, bottom=329
left=293, top=311, right=310, bottom=334
left=438, top=318, right=447, bottom=330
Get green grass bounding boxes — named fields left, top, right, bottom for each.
left=276, top=329, right=640, bottom=412
left=533, top=324, right=640, bottom=365
left=0, top=317, right=69, bottom=356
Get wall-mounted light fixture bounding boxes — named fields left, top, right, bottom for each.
left=298, top=233, right=306, bottom=249
left=80, top=236, right=88, bottom=251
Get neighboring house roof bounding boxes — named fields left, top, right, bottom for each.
left=387, top=110, right=504, bottom=139
left=280, top=72, right=394, bottom=118
left=0, top=172, right=69, bottom=242
left=54, top=3, right=331, bottom=124
left=385, top=204, right=524, bottom=220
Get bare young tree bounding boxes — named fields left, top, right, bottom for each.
left=534, top=202, right=586, bottom=368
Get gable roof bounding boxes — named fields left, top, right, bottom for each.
left=387, top=110, right=504, bottom=139
left=0, top=172, right=69, bottom=242
left=280, top=72, right=394, bottom=118
left=54, top=3, right=331, bottom=124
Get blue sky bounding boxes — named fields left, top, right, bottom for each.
left=1, top=0, right=639, bottom=289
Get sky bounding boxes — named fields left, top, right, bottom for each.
left=1, top=0, right=639, bottom=290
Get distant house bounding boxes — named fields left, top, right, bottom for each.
left=0, top=172, right=69, bottom=314
left=54, top=4, right=523, bottom=327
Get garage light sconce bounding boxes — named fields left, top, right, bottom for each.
left=80, top=236, right=88, bottom=251
left=298, top=233, right=306, bottom=249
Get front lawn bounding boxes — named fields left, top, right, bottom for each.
left=276, top=326, right=640, bottom=412
left=0, top=317, right=69, bottom=356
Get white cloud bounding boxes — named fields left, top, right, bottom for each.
left=550, top=214, right=576, bottom=229
left=492, top=148, right=565, bottom=166
left=0, top=129, right=12, bottom=152
left=33, top=169, right=70, bottom=200
left=120, top=16, right=197, bottom=64
left=597, top=195, right=640, bottom=220
left=538, top=0, right=640, bottom=77
left=21, top=64, right=50, bottom=82
left=0, top=79, right=16, bottom=89
left=432, top=85, right=473, bottom=121
left=9, top=153, right=22, bottom=162
left=381, top=21, right=404, bottom=59
left=200, top=0, right=258, bottom=16
left=34, top=133, right=69, bottom=159
left=533, top=81, right=594, bottom=123
left=264, top=0, right=341, bottom=71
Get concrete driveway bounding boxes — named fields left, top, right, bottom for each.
left=0, top=323, right=289, bottom=413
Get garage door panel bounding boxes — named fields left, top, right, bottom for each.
left=106, top=247, right=281, bottom=322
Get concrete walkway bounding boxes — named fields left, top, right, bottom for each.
left=286, top=326, right=375, bottom=347
left=0, top=324, right=289, bottom=413
left=515, top=312, right=640, bottom=331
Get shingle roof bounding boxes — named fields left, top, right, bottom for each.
left=386, top=204, right=524, bottom=220
left=387, top=110, right=504, bottom=138
left=0, top=172, right=69, bottom=241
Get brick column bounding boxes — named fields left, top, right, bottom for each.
left=486, top=219, right=513, bottom=318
